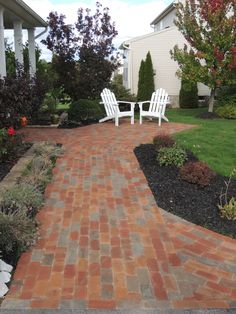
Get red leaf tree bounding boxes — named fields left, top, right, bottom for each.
left=170, top=0, right=236, bottom=112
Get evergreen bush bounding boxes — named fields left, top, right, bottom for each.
left=137, top=60, right=146, bottom=101
left=137, top=52, right=155, bottom=101
left=179, top=79, right=198, bottom=108
left=68, top=99, right=103, bottom=123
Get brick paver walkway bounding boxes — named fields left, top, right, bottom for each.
left=2, top=121, right=236, bottom=310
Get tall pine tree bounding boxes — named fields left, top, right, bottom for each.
left=144, top=51, right=155, bottom=100
left=137, top=60, right=146, bottom=101
left=137, top=51, right=155, bottom=101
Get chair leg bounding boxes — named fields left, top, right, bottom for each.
left=158, top=116, right=161, bottom=126
left=115, top=115, right=119, bottom=127
left=140, top=115, right=142, bottom=124
left=131, top=115, right=134, bottom=125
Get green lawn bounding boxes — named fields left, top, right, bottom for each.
left=166, top=108, right=236, bottom=177
left=57, top=102, right=70, bottom=110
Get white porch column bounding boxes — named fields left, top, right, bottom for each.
left=13, top=20, right=24, bottom=66
left=0, top=7, right=6, bottom=77
left=28, top=28, right=36, bottom=77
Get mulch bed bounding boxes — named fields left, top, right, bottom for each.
left=134, top=144, right=236, bottom=238
left=0, top=143, right=31, bottom=182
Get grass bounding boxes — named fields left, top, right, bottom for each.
left=56, top=102, right=70, bottom=110
left=166, top=108, right=236, bottom=177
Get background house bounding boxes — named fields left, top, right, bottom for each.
left=121, top=2, right=210, bottom=107
left=0, top=0, right=47, bottom=78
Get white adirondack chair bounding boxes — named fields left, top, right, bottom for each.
left=138, top=88, right=169, bottom=126
left=0, top=259, right=13, bottom=297
left=99, top=88, right=135, bottom=127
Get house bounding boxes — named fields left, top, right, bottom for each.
left=121, top=1, right=210, bottom=107
left=0, top=0, right=47, bottom=78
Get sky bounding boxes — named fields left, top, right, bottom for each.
left=7, top=0, right=172, bottom=60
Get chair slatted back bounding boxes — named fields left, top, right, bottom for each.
left=101, top=88, right=120, bottom=117
left=149, top=88, right=168, bottom=115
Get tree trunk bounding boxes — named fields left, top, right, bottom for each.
left=208, top=89, right=216, bottom=112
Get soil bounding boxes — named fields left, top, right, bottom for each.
left=134, top=144, right=236, bottom=238
left=0, top=143, right=31, bottom=182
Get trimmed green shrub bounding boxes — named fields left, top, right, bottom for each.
left=217, top=85, right=236, bottom=106
left=179, top=79, right=198, bottom=108
left=153, top=134, right=175, bottom=152
left=0, top=208, right=38, bottom=263
left=68, top=99, right=103, bottom=123
left=157, top=145, right=187, bottom=167
left=1, top=184, right=44, bottom=217
left=180, top=161, right=215, bottom=186
left=216, top=104, right=236, bottom=119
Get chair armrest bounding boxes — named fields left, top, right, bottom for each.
left=117, top=101, right=136, bottom=112
left=116, top=100, right=136, bottom=104
left=138, top=101, right=151, bottom=105
left=100, top=101, right=119, bottom=106
left=138, top=101, right=150, bottom=110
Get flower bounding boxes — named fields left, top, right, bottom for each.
left=20, top=116, right=27, bottom=127
left=8, top=127, right=15, bottom=136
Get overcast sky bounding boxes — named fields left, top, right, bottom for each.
left=8, top=0, right=173, bottom=60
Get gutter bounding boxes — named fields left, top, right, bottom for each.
left=122, top=43, right=130, bottom=50
left=15, top=0, right=47, bottom=27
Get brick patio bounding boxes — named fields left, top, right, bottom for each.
left=2, top=120, right=236, bottom=310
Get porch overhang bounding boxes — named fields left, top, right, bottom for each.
left=0, top=0, right=47, bottom=29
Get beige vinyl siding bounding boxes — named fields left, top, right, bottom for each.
left=126, top=26, right=210, bottom=101
left=154, top=9, right=176, bottom=31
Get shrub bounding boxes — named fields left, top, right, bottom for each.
left=153, top=134, right=175, bottom=152
left=0, top=208, right=38, bottom=263
left=218, top=168, right=236, bottom=220
left=215, top=104, right=236, bottom=119
left=216, top=85, right=236, bottom=106
left=157, top=145, right=187, bottom=167
left=110, top=74, right=136, bottom=102
left=180, top=161, right=215, bottom=186
left=34, top=142, right=62, bottom=162
left=179, top=79, right=198, bottom=108
left=0, top=65, right=47, bottom=127
left=68, top=99, right=103, bottom=123
left=22, top=155, right=53, bottom=192
left=0, top=184, right=43, bottom=217
left=0, top=128, right=23, bottom=162
left=218, top=197, right=236, bottom=220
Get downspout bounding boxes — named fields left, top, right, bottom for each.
left=122, top=43, right=132, bottom=92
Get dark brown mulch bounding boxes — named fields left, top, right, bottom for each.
left=0, top=143, right=32, bottom=182
left=134, top=144, right=236, bottom=238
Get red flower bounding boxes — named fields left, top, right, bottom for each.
left=8, top=127, right=15, bottom=136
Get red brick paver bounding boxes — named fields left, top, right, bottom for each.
left=2, top=120, right=236, bottom=310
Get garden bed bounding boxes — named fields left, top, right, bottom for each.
left=134, top=144, right=236, bottom=238
left=0, top=143, right=31, bottom=182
